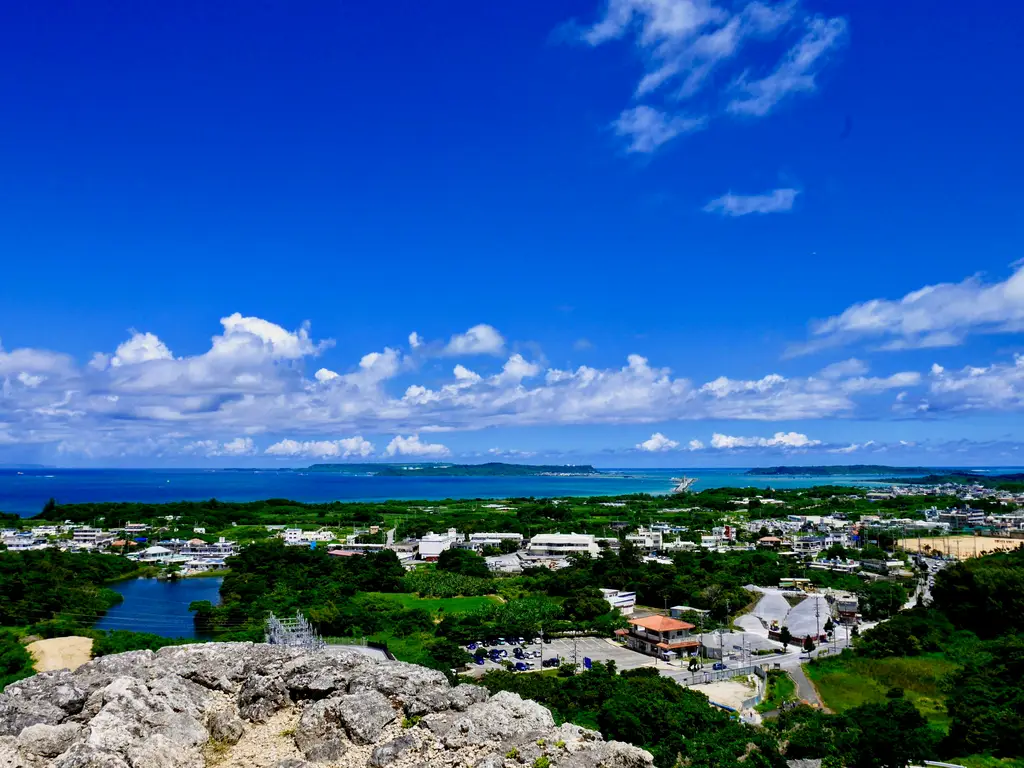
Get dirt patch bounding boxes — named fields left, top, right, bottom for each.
left=899, top=536, right=1021, bottom=560
left=26, top=636, right=94, bottom=672
left=690, top=679, right=756, bottom=711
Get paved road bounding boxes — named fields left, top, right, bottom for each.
left=785, top=663, right=823, bottom=708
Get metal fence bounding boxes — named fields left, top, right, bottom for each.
left=264, top=611, right=326, bottom=650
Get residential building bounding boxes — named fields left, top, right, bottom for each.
left=625, top=527, right=663, bottom=551
left=419, top=529, right=461, bottom=561
left=622, top=615, right=699, bottom=659
left=938, top=508, right=986, bottom=528
left=526, top=533, right=599, bottom=558
left=283, top=528, right=335, bottom=546
left=599, top=588, right=637, bottom=615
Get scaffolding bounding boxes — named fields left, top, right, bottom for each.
left=264, top=611, right=326, bottom=650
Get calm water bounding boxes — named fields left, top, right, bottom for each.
left=94, top=576, right=223, bottom=639
left=4, top=466, right=1011, bottom=517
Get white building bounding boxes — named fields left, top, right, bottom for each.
left=527, top=533, right=599, bottom=558
left=283, top=528, right=335, bottom=546
left=600, top=588, right=636, bottom=615
left=419, top=529, right=461, bottom=561
left=467, top=532, right=523, bottom=550
left=626, top=527, right=663, bottom=550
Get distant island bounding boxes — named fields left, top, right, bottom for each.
left=891, top=472, right=1024, bottom=491
left=306, top=462, right=599, bottom=477
left=746, top=465, right=939, bottom=476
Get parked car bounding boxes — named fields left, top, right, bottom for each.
left=497, top=638, right=506, bottom=645
left=474, top=657, right=485, bottom=666
left=712, top=662, right=727, bottom=671
left=467, top=643, right=477, bottom=650
left=515, top=662, right=528, bottom=672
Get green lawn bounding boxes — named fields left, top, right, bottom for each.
left=804, top=653, right=958, bottom=731
left=363, top=592, right=498, bottom=615
left=957, top=756, right=1024, bottom=768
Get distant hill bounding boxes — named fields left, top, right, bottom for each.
left=746, top=465, right=939, bottom=476
left=306, top=462, right=599, bottom=477
left=894, top=472, right=1024, bottom=490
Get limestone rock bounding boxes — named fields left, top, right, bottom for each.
left=0, top=642, right=654, bottom=768
left=16, top=722, right=85, bottom=758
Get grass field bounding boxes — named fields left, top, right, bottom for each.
left=364, top=592, right=498, bottom=615
left=957, top=756, right=1024, bottom=768
left=756, top=670, right=797, bottom=713
left=804, top=653, right=958, bottom=730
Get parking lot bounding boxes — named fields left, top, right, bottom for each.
left=461, top=636, right=657, bottom=676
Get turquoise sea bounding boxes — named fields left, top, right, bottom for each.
left=0, top=466, right=958, bottom=517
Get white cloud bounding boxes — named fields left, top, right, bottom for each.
left=711, top=431, right=820, bottom=449
left=443, top=324, right=505, bottom=356
left=818, top=358, right=868, bottom=379
left=637, top=432, right=680, bottom=452
left=315, top=368, right=340, bottom=383
left=727, top=16, right=847, bottom=116
left=923, top=355, right=1024, bottom=412
left=384, top=434, right=450, bottom=457
left=110, top=332, right=174, bottom=367
left=793, top=264, right=1024, bottom=355
left=496, top=354, right=542, bottom=383
left=409, top=331, right=423, bottom=349
left=688, top=438, right=705, bottom=450
left=453, top=364, right=481, bottom=383
left=703, top=188, right=798, bottom=216
left=184, top=437, right=256, bottom=457
left=612, top=106, right=706, bottom=153
left=265, top=436, right=374, bottom=459
left=828, top=440, right=875, bottom=454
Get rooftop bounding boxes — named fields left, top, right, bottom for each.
left=628, top=615, right=695, bottom=632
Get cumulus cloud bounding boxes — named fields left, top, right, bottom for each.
left=409, top=332, right=423, bottom=349
left=922, top=355, right=1024, bottom=412
left=184, top=437, right=256, bottom=457
left=637, top=432, right=680, bottom=452
left=443, top=324, right=505, bottom=356
left=384, top=434, right=450, bottom=457
left=612, top=106, right=706, bottom=153
left=688, top=439, right=705, bottom=450
left=265, top=436, right=374, bottom=459
left=727, top=16, right=847, bottom=116
left=792, top=264, right=1024, bottom=356
left=711, top=431, right=820, bottom=449
left=110, top=332, right=174, bottom=367
left=703, top=188, right=798, bottom=216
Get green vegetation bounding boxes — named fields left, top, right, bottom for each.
left=91, top=630, right=192, bottom=657
left=756, top=670, right=796, bottom=713
left=361, top=592, right=497, bottom=615
left=0, top=630, right=35, bottom=688
left=894, top=472, right=1024, bottom=491
left=805, top=653, right=956, bottom=730
left=0, top=549, right=143, bottom=633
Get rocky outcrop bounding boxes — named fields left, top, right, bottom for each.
left=0, top=643, right=654, bottom=768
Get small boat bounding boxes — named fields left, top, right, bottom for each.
left=670, top=476, right=697, bottom=494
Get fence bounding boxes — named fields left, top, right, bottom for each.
left=264, top=611, right=326, bottom=650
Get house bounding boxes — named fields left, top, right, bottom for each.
left=419, top=529, right=461, bottom=561
left=526, top=533, right=599, bottom=559
left=600, top=588, right=637, bottom=615
left=283, top=528, right=335, bottom=546
left=623, top=615, right=699, bottom=659
left=757, top=536, right=783, bottom=549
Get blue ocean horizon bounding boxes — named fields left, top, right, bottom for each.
left=2, top=466, right=1019, bottom=517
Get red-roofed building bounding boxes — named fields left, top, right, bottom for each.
left=625, top=615, right=700, bottom=660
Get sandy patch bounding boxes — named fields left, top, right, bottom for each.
left=899, top=536, right=1022, bottom=560
left=690, top=679, right=756, bottom=711
left=26, top=636, right=94, bottom=672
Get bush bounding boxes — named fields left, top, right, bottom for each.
left=91, top=630, right=193, bottom=657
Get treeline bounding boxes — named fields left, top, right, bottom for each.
left=0, top=549, right=141, bottom=631
left=819, top=544, right=1024, bottom=762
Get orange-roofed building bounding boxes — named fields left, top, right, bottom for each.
left=624, top=615, right=700, bottom=659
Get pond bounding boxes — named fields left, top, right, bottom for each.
left=94, top=576, right=223, bottom=639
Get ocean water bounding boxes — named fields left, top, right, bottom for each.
left=0, top=467, right=927, bottom=516
left=94, top=576, right=223, bottom=639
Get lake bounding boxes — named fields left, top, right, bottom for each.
left=94, top=576, right=223, bottom=639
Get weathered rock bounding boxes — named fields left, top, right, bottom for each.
left=368, top=732, right=423, bottom=767
left=51, top=743, right=132, bottom=768
left=238, top=674, right=289, bottom=723
left=0, top=643, right=654, bottom=768
left=15, top=722, right=85, bottom=757
left=207, top=707, right=245, bottom=745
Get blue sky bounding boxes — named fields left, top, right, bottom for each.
left=1, top=0, right=1022, bottom=467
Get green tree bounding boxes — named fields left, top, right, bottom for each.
left=779, top=625, right=793, bottom=650
left=858, top=581, right=907, bottom=621
left=436, top=548, right=491, bottom=579
left=802, top=635, right=815, bottom=653
left=842, top=698, right=937, bottom=768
